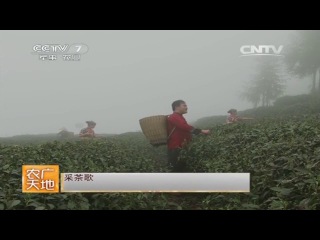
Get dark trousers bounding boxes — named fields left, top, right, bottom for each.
left=167, top=148, right=187, bottom=172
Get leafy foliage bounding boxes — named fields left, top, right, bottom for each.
left=181, top=115, right=320, bottom=209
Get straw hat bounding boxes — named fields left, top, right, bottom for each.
left=86, top=121, right=96, bottom=126
left=227, top=109, right=237, bottom=114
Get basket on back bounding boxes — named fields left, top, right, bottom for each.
left=139, top=115, right=168, bottom=146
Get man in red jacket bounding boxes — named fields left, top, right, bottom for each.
left=167, top=100, right=210, bottom=172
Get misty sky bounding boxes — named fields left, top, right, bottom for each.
left=0, top=30, right=310, bottom=137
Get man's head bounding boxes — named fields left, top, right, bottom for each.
left=172, top=100, right=188, bottom=114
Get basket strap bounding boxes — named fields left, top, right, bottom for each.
left=167, top=114, right=176, bottom=141
left=167, top=126, right=176, bottom=140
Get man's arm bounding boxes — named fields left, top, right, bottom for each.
left=168, top=115, right=196, bottom=132
left=168, top=115, right=209, bottom=135
left=192, top=128, right=202, bottom=135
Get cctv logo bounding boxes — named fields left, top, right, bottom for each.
left=240, top=45, right=284, bottom=57
left=33, top=44, right=69, bottom=54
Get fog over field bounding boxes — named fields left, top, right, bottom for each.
left=0, top=30, right=308, bottom=137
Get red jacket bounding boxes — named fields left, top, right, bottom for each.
left=167, top=112, right=199, bottom=150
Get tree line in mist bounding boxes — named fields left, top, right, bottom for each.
left=241, top=30, right=320, bottom=108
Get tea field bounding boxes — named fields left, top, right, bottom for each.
left=1, top=115, right=320, bottom=209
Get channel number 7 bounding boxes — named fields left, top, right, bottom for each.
left=75, top=46, right=81, bottom=52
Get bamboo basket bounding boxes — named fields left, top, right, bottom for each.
left=139, top=115, right=168, bottom=146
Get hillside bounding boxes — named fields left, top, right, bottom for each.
left=193, top=94, right=320, bottom=129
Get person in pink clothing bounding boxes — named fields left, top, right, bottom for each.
left=79, top=121, right=96, bottom=138
left=226, top=109, right=253, bottom=124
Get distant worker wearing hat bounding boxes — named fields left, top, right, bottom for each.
left=79, top=121, right=96, bottom=138
left=226, top=109, right=253, bottom=124
left=167, top=100, right=210, bottom=172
